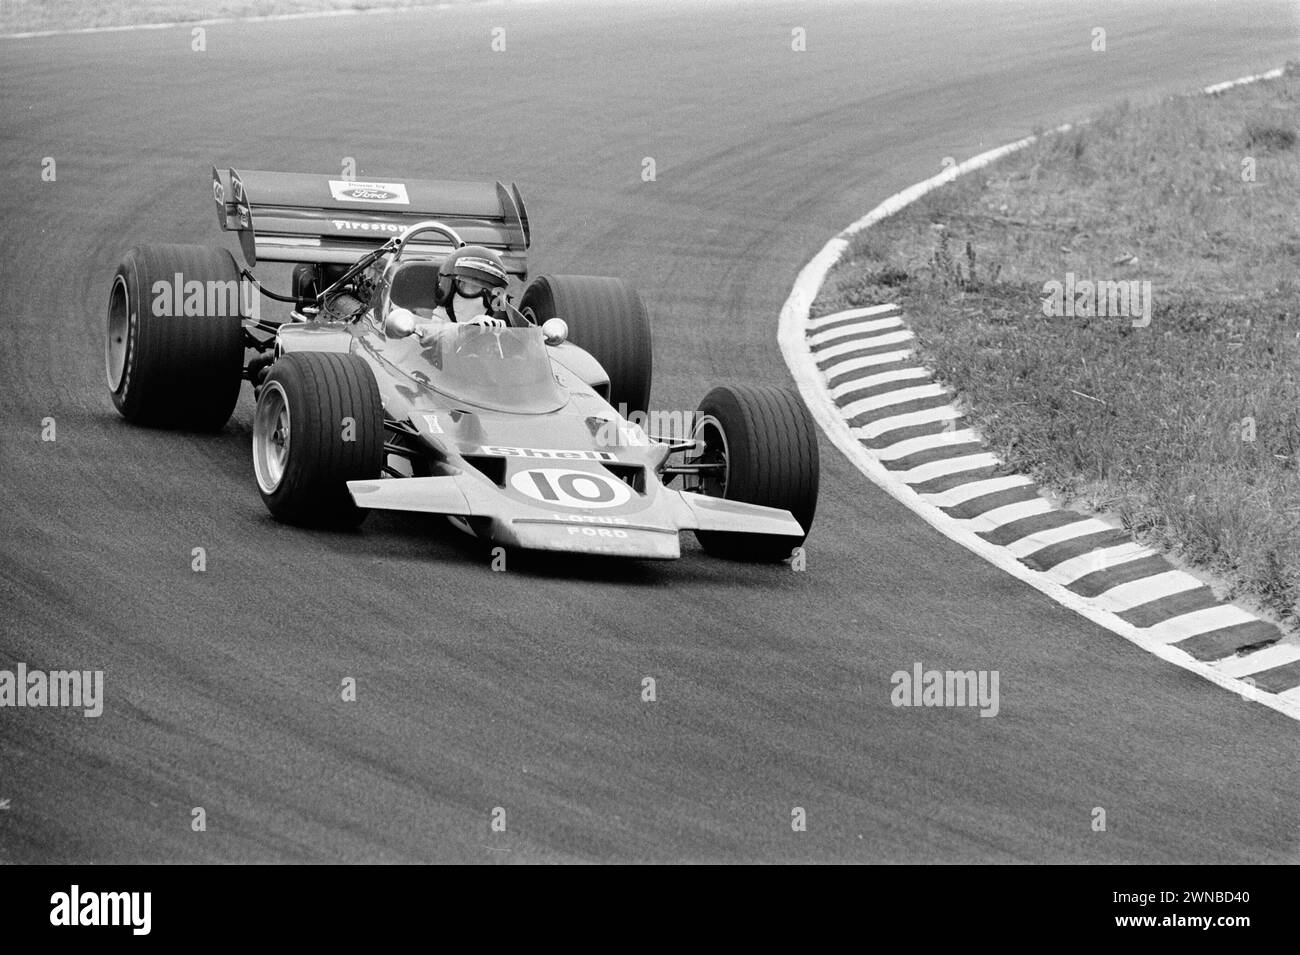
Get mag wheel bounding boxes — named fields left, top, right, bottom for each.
left=253, top=351, right=383, bottom=527
left=690, top=384, right=819, bottom=562
left=106, top=243, right=246, bottom=430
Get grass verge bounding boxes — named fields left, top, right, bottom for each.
left=814, top=64, right=1300, bottom=631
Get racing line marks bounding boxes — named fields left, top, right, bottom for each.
left=778, top=69, right=1300, bottom=720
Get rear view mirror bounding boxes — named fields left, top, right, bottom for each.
left=385, top=306, right=416, bottom=339
left=542, top=317, right=568, bottom=346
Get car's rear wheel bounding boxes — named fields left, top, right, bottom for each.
left=691, top=384, right=819, bottom=561
left=252, top=352, right=384, bottom=527
left=106, top=243, right=246, bottom=430
left=520, top=274, right=652, bottom=418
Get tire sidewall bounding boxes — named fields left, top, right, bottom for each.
left=105, top=244, right=245, bottom=430
left=257, top=361, right=310, bottom=515
left=693, top=384, right=819, bottom=560
left=253, top=352, right=383, bottom=525
left=107, top=253, right=143, bottom=417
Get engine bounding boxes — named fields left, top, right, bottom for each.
left=318, top=292, right=368, bottom=324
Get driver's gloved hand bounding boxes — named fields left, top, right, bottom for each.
left=463, top=316, right=507, bottom=328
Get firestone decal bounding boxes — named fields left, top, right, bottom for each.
left=331, top=219, right=405, bottom=233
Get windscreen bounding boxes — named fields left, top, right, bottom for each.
left=418, top=324, right=566, bottom=413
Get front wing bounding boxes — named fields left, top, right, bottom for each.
left=346, top=475, right=803, bottom=559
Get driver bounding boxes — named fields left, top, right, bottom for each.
left=431, top=245, right=510, bottom=326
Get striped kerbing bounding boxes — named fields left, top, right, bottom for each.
left=807, top=303, right=1300, bottom=707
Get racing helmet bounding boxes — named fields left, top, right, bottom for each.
left=436, top=245, right=509, bottom=305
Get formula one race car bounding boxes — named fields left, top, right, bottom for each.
left=103, top=167, right=818, bottom=560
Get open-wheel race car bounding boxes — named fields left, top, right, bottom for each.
left=104, top=167, right=818, bottom=560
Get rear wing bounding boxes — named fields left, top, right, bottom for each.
left=211, top=166, right=531, bottom=275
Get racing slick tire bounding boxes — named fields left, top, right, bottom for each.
left=691, top=384, right=819, bottom=562
left=252, top=352, right=384, bottom=528
left=105, top=244, right=246, bottom=430
left=520, top=275, right=652, bottom=418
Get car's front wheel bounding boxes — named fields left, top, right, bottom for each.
left=690, top=384, right=820, bottom=561
left=252, top=352, right=384, bottom=527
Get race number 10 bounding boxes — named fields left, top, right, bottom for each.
left=510, top=468, right=632, bottom=509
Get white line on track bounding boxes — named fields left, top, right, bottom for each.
left=960, top=499, right=1055, bottom=533
left=874, top=429, right=981, bottom=461
left=921, top=475, right=1036, bottom=509
left=839, top=383, right=950, bottom=418
left=806, top=303, right=902, bottom=331
left=808, top=316, right=905, bottom=346
left=819, top=350, right=915, bottom=377
left=1004, top=518, right=1112, bottom=559
left=813, top=330, right=914, bottom=362
left=0, top=3, right=524, bottom=40
left=829, top=366, right=932, bottom=400
left=1146, top=605, right=1262, bottom=645
left=897, top=452, right=1000, bottom=485
left=1089, top=571, right=1204, bottom=614
left=853, top=404, right=963, bottom=439
left=1212, top=642, right=1300, bottom=679
left=1041, top=542, right=1156, bottom=587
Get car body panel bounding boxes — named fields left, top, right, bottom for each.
left=317, top=317, right=804, bottom=558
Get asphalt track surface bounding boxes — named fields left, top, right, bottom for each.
left=2, top=0, right=1298, bottom=863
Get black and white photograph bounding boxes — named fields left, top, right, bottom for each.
left=1, top=0, right=1297, bottom=918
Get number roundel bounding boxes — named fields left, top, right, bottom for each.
left=509, top=468, right=633, bottom=509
